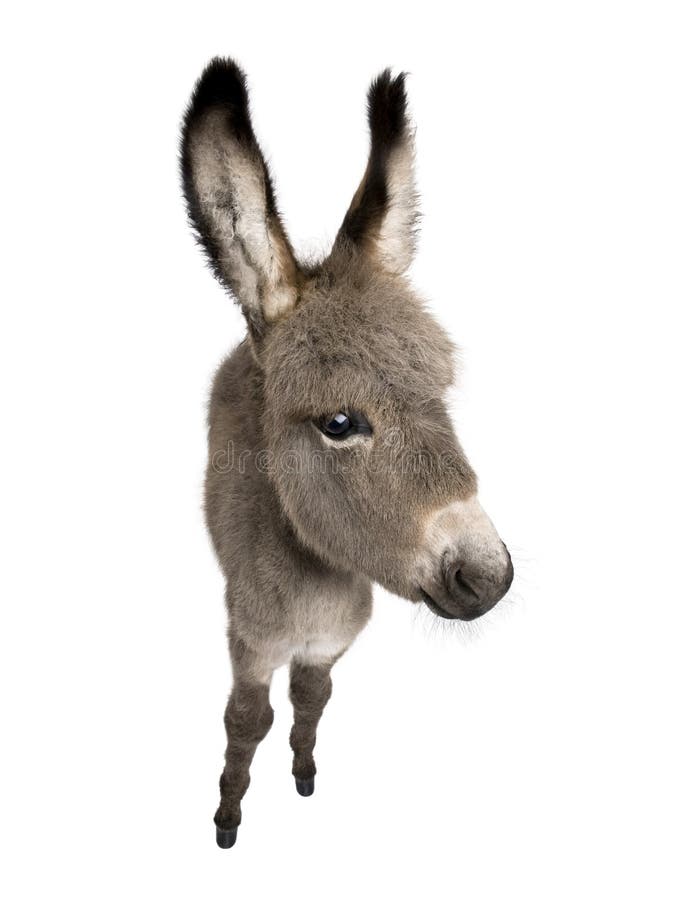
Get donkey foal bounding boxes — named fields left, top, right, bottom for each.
left=181, top=59, right=513, bottom=849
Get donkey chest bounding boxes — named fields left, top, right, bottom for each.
left=269, top=579, right=372, bottom=666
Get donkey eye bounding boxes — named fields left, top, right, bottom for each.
left=323, top=413, right=352, bottom=436
left=317, top=411, right=372, bottom=441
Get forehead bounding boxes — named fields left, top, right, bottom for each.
left=263, top=264, right=455, bottom=417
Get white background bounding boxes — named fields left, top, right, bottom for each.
left=1, top=2, right=680, bottom=897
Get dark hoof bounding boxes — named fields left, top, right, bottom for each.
left=216, top=825, right=238, bottom=849
left=295, top=776, right=315, bottom=797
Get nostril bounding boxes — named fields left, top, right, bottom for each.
left=452, top=567, right=480, bottom=600
left=442, top=560, right=479, bottom=600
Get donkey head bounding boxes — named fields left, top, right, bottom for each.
left=182, top=59, right=513, bottom=621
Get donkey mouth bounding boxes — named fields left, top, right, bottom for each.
left=418, top=588, right=485, bottom=622
left=418, top=588, right=458, bottom=620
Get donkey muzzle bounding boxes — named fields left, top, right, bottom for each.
left=420, top=547, right=514, bottom=620
left=417, top=497, right=514, bottom=620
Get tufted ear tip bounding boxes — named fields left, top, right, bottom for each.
left=181, top=57, right=252, bottom=143
left=187, top=57, right=246, bottom=107
left=367, top=70, right=409, bottom=147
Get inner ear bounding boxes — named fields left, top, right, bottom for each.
left=181, top=58, right=299, bottom=331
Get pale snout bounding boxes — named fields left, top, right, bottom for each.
left=417, top=497, right=514, bottom=621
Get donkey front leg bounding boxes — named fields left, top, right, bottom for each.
left=289, top=658, right=335, bottom=797
left=214, top=638, right=274, bottom=849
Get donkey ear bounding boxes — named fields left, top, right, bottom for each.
left=181, top=58, right=298, bottom=331
left=333, top=70, right=419, bottom=274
